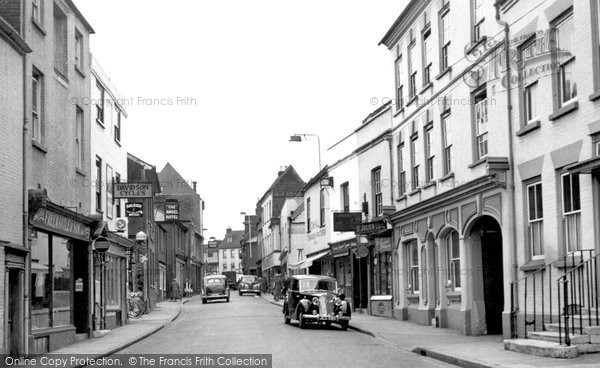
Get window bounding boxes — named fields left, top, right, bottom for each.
left=231, top=249, right=236, bottom=258
left=398, top=143, right=407, bottom=196
left=341, top=183, right=350, bottom=212
left=115, top=173, right=121, bottom=217
left=441, top=112, right=452, bottom=174
left=53, top=5, right=68, bottom=78
left=306, top=198, right=311, bottom=233
left=474, top=90, right=488, bottom=160
left=439, top=4, right=450, bottom=71
left=32, top=71, right=43, bottom=143
left=31, top=233, right=72, bottom=329
left=562, top=173, right=581, bottom=252
left=106, top=164, right=113, bottom=219
left=527, top=182, right=544, bottom=258
left=411, top=133, right=420, bottom=190
left=115, top=110, right=122, bottom=143
left=372, top=252, right=393, bottom=295
left=554, top=13, right=577, bottom=106
left=406, top=240, right=419, bottom=294
left=472, top=0, right=485, bottom=42
left=422, top=28, right=432, bottom=86
left=593, top=134, right=600, bottom=157
left=408, top=43, right=418, bottom=99
left=75, top=107, right=84, bottom=169
left=75, top=31, right=84, bottom=71
left=96, top=83, right=105, bottom=125
left=32, top=0, right=43, bottom=25
left=222, top=263, right=227, bottom=271
left=95, top=156, right=102, bottom=212
left=231, top=262, right=235, bottom=271
left=446, top=231, right=461, bottom=291
left=372, top=168, right=383, bottom=217
left=424, top=125, right=434, bottom=183
left=395, top=56, right=404, bottom=110
left=320, top=188, right=326, bottom=227
left=520, top=39, right=539, bottom=123
left=106, top=255, right=122, bottom=308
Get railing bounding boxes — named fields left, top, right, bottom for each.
left=557, top=250, right=599, bottom=346
left=510, top=250, right=595, bottom=340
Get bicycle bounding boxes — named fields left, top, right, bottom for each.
left=128, top=291, right=146, bottom=319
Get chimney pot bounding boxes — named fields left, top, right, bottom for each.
left=192, top=181, right=197, bottom=192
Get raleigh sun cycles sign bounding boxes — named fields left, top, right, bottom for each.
left=114, top=182, right=153, bottom=199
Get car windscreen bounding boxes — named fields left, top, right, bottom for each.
left=241, top=276, right=257, bottom=283
left=206, top=278, right=224, bottom=284
left=299, top=279, right=336, bottom=292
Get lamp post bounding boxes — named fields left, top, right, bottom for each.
left=240, top=212, right=252, bottom=274
left=289, top=134, right=322, bottom=170
left=136, top=231, right=148, bottom=312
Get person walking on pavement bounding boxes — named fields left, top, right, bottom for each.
left=171, top=278, right=181, bottom=302
left=273, top=272, right=283, bottom=301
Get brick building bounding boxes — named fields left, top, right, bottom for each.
left=0, top=1, right=31, bottom=355
left=240, top=214, right=259, bottom=275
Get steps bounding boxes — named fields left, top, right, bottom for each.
left=505, top=318, right=600, bottom=358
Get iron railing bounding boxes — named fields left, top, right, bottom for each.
left=510, top=250, right=595, bottom=340
left=557, top=250, right=599, bottom=346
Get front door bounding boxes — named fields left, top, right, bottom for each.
left=8, top=268, right=23, bottom=355
left=73, top=241, right=90, bottom=334
left=352, top=255, right=368, bottom=310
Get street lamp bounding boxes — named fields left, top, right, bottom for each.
left=135, top=231, right=148, bottom=312
left=240, top=212, right=252, bottom=262
left=289, top=134, right=322, bottom=170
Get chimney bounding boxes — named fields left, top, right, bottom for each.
left=192, top=181, right=197, bottom=192
left=226, top=227, right=232, bottom=234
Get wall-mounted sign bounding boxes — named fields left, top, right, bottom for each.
left=113, top=183, right=153, bottom=199
left=330, top=239, right=357, bottom=256
left=320, top=177, right=334, bottom=188
left=75, top=278, right=84, bottom=292
left=333, top=212, right=362, bottom=232
left=375, top=237, right=392, bottom=252
left=125, top=202, right=144, bottom=217
left=116, top=218, right=127, bottom=230
left=164, top=200, right=179, bottom=221
left=31, top=208, right=90, bottom=241
left=355, top=220, right=387, bottom=235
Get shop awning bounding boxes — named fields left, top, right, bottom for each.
left=289, top=249, right=330, bottom=270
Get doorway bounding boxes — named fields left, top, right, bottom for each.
left=72, top=241, right=90, bottom=334
left=353, top=254, right=368, bottom=310
left=470, top=216, right=504, bottom=335
left=8, top=268, right=23, bottom=355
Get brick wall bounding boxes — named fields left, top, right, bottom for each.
left=0, top=0, right=22, bottom=33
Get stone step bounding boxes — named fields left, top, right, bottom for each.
left=529, top=331, right=590, bottom=344
left=504, top=339, right=579, bottom=359
left=75, top=333, right=88, bottom=342
left=545, top=317, right=598, bottom=332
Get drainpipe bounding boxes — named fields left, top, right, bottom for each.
left=22, top=40, right=31, bottom=355
left=386, top=134, right=395, bottom=204
left=495, top=3, right=519, bottom=302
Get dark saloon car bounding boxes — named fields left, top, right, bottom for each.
left=202, top=275, right=230, bottom=304
left=282, top=275, right=351, bottom=330
left=238, top=275, right=261, bottom=296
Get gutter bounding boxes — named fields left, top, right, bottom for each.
left=495, top=3, right=519, bottom=304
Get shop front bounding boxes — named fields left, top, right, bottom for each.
left=2, top=242, right=27, bottom=355
left=28, top=197, right=96, bottom=354
left=330, top=239, right=355, bottom=303
left=262, top=252, right=281, bottom=291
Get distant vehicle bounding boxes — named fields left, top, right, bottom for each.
left=238, top=275, right=261, bottom=296
left=222, top=271, right=238, bottom=290
left=202, top=275, right=230, bottom=304
left=282, top=275, right=351, bottom=330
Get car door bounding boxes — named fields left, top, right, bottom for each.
left=289, top=279, right=301, bottom=318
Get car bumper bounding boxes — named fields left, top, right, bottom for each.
left=203, top=294, right=228, bottom=299
left=301, top=314, right=351, bottom=322
left=240, top=289, right=260, bottom=293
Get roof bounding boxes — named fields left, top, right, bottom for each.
left=158, top=163, right=199, bottom=196
left=65, top=0, right=95, bottom=33
left=301, top=165, right=329, bottom=193
left=219, top=230, right=245, bottom=249
left=258, top=165, right=305, bottom=204
left=378, top=0, right=429, bottom=48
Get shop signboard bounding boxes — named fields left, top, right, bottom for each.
left=30, top=208, right=90, bottom=241
left=355, top=220, right=387, bottom=235
left=165, top=200, right=180, bottom=221
left=333, top=212, right=362, bottom=232
left=113, top=182, right=153, bottom=199
left=125, top=202, right=144, bottom=217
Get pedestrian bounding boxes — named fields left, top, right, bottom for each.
left=273, top=272, right=283, bottom=301
left=171, top=278, right=181, bottom=301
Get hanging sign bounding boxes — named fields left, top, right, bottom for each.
left=113, top=183, right=153, bottom=199
left=125, top=202, right=144, bottom=217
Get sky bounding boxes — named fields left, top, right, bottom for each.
left=73, top=0, right=407, bottom=240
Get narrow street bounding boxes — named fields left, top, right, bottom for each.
left=119, top=295, right=454, bottom=368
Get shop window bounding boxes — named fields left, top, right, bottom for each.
left=406, top=240, right=419, bottom=294
left=106, top=255, right=122, bottom=309
left=445, top=231, right=461, bottom=291
left=31, top=232, right=51, bottom=329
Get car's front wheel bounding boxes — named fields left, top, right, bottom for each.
left=202, top=298, right=207, bottom=304
left=239, top=291, right=242, bottom=296
left=298, top=309, right=307, bottom=329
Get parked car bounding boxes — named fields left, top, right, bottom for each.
left=282, top=275, right=351, bottom=330
left=202, top=275, right=230, bottom=304
left=238, top=275, right=261, bottom=296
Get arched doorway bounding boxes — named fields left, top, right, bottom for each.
left=469, top=215, right=504, bottom=335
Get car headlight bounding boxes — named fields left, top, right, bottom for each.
left=334, top=298, right=342, bottom=307
left=312, top=297, right=320, bottom=306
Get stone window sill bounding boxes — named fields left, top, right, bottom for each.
left=32, top=139, right=48, bottom=154
left=465, top=36, right=488, bottom=55
left=419, top=82, right=433, bottom=95
left=394, top=108, right=404, bottom=118
left=590, top=91, right=600, bottom=102
left=436, top=67, right=452, bottom=80
left=447, top=293, right=461, bottom=302
left=75, top=65, right=86, bottom=78
left=423, top=181, right=436, bottom=189
left=520, top=258, right=546, bottom=272
left=516, top=120, right=541, bottom=137
left=76, top=167, right=86, bottom=177
left=408, top=188, right=422, bottom=197
left=438, top=172, right=455, bottom=182
left=406, top=96, right=418, bottom=107
left=395, top=194, right=407, bottom=202
left=32, top=19, right=46, bottom=36
left=468, top=157, right=486, bottom=169
left=549, top=101, right=579, bottom=121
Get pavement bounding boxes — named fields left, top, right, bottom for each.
left=47, top=298, right=189, bottom=363
left=261, top=292, right=600, bottom=368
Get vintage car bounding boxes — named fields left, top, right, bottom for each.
left=202, top=275, right=230, bottom=304
left=238, top=275, right=261, bottom=296
left=282, top=275, right=351, bottom=330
